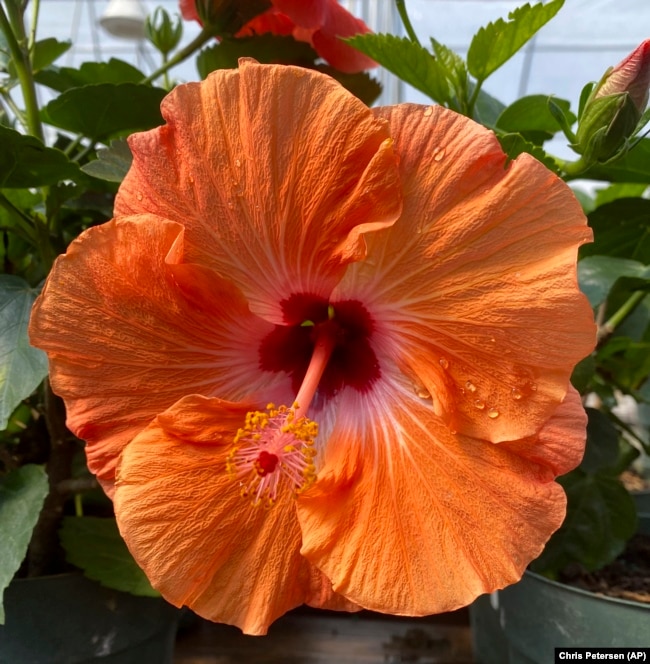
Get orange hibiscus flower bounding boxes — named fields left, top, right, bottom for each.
left=180, top=0, right=376, bottom=72
left=30, top=61, right=596, bottom=635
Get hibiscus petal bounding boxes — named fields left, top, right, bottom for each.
left=305, top=569, right=361, bottom=613
left=310, top=2, right=377, bottom=73
left=336, top=104, right=595, bottom=442
left=179, top=0, right=198, bottom=22
left=29, top=216, right=275, bottom=493
left=116, top=61, right=401, bottom=323
left=297, top=372, right=586, bottom=615
left=272, top=0, right=328, bottom=28
left=236, top=8, right=295, bottom=37
left=114, top=395, right=319, bottom=635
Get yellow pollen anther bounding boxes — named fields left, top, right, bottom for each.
left=227, top=403, right=318, bottom=507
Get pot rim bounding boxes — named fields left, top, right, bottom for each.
left=521, top=569, right=650, bottom=610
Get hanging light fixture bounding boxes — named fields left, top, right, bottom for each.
left=99, top=0, right=148, bottom=40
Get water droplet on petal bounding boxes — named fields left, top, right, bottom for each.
left=530, top=383, right=538, bottom=392
left=465, top=380, right=477, bottom=393
left=235, top=158, right=241, bottom=167
left=511, top=388, right=523, bottom=400
left=433, top=147, right=446, bottom=161
left=424, top=106, right=433, bottom=117
left=439, top=357, right=449, bottom=370
left=474, top=399, right=485, bottom=410
left=412, top=381, right=431, bottom=400
left=227, top=200, right=234, bottom=209
left=136, top=192, right=143, bottom=201
left=488, top=408, right=500, bottom=419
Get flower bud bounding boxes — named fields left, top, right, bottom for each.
left=145, top=7, right=183, bottom=56
left=575, top=40, right=650, bottom=163
left=595, top=39, right=650, bottom=113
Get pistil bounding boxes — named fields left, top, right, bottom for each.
left=227, top=318, right=339, bottom=506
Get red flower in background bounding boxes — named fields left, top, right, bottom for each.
left=180, top=0, right=376, bottom=73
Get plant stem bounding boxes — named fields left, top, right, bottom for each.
left=162, top=52, right=170, bottom=90
left=72, top=140, right=97, bottom=163
left=0, top=2, right=43, bottom=140
left=0, top=191, right=37, bottom=244
left=395, top=0, right=420, bottom=45
left=28, top=0, right=40, bottom=49
left=598, top=290, right=648, bottom=343
left=466, top=80, right=483, bottom=118
left=27, top=381, right=77, bottom=576
left=557, top=155, right=591, bottom=180
left=141, top=25, right=216, bottom=85
left=1, top=88, right=28, bottom=129
left=58, top=477, right=100, bottom=496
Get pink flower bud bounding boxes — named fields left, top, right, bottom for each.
left=574, top=40, right=650, bottom=163
left=594, top=39, right=650, bottom=113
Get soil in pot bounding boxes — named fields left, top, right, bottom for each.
left=559, top=533, right=650, bottom=604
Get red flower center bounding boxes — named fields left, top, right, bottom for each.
left=259, top=293, right=380, bottom=400
left=255, top=450, right=279, bottom=477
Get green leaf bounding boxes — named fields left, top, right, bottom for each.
left=578, top=256, right=650, bottom=308
left=548, top=97, right=577, bottom=142
left=581, top=408, right=620, bottom=474
left=496, top=95, right=575, bottom=144
left=497, top=132, right=561, bottom=174
left=594, top=183, right=648, bottom=208
left=467, top=0, right=564, bottom=82
left=582, top=198, right=650, bottom=263
left=597, top=338, right=650, bottom=393
left=0, top=275, right=48, bottom=429
left=197, top=34, right=316, bottom=77
left=0, top=30, right=10, bottom=72
left=199, top=0, right=271, bottom=36
left=639, top=376, right=650, bottom=403
left=430, top=38, right=468, bottom=112
left=41, top=83, right=166, bottom=142
left=570, top=354, right=596, bottom=393
left=81, top=139, right=133, bottom=183
left=347, top=34, right=450, bottom=106
left=31, top=38, right=71, bottom=72
left=0, top=126, right=81, bottom=187
left=472, top=87, right=506, bottom=128
left=578, top=81, right=596, bottom=121
left=0, top=465, right=49, bottom=624
left=0, top=189, right=41, bottom=227
left=431, top=39, right=465, bottom=84
left=35, top=58, right=146, bottom=93
left=60, top=517, right=159, bottom=597
left=636, top=106, right=650, bottom=142
left=585, top=138, right=650, bottom=183
left=531, top=471, right=637, bottom=575
left=571, top=186, right=596, bottom=214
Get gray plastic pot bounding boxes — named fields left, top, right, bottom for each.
left=470, top=568, right=650, bottom=664
left=0, top=573, right=180, bottom=664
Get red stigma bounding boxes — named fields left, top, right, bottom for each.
left=255, top=450, right=279, bottom=477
